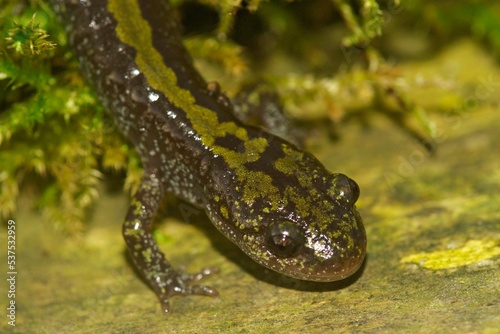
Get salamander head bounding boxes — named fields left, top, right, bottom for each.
left=201, top=139, right=366, bottom=282
left=259, top=172, right=365, bottom=281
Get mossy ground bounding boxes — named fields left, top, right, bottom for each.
left=0, top=39, right=499, bottom=333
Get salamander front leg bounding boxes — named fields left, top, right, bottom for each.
left=123, top=172, right=219, bottom=313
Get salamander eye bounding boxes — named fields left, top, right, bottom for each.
left=266, top=221, right=305, bottom=258
left=347, top=178, right=360, bottom=203
left=328, top=173, right=360, bottom=205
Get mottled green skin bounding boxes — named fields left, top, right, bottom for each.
left=52, top=0, right=366, bottom=313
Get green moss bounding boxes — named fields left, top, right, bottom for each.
left=0, top=2, right=139, bottom=231
left=5, top=13, right=56, bottom=56
left=406, top=1, right=500, bottom=58
left=401, top=239, right=500, bottom=270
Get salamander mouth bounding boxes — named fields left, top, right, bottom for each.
left=254, top=247, right=366, bottom=282
left=293, top=252, right=366, bottom=282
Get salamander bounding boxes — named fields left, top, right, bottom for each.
left=50, top=0, right=367, bottom=313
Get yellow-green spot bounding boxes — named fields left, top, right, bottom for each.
left=400, top=239, right=500, bottom=270
left=131, top=198, right=144, bottom=216
left=331, top=230, right=342, bottom=239
left=241, top=171, right=280, bottom=207
left=345, top=234, right=354, bottom=249
left=220, top=205, right=229, bottom=219
left=284, top=187, right=310, bottom=218
left=124, top=227, right=141, bottom=239
left=274, top=144, right=304, bottom=176
left=142, top=248, right=153, bottom=263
